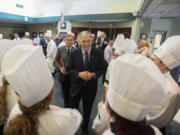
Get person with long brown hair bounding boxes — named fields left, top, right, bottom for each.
left=0, top=40, right=19, bottom=135
left=95, top=54, right=167, bottom=135
left=2, top=45, right=82, bottom=135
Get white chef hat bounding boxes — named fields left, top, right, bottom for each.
left=125, top=39, right=137, bottom=53
left=46, top=30, right=52, bottom=37
left=114, top=38, right=137, bottom=55
left=0, top=39, right=17, bottom=72
left=1, top=45, right=54, bottom=107
left=154, top=36, right=180, bottom=69
left=113, top=34, right=125, bottom=50
left=14, top=39, right=33, bottom=45
left=107, top=54, right=167, bottom=121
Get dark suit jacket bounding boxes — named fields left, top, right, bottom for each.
left=54, top=39, right=61, bottom=47
left=39, top=38, right=47, bottom=55
left=67, top=47, right=105, bottom=96
left=97, top=37, right=109, bottom=50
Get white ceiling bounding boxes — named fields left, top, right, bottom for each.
left=143, top=0, right=180, bottom=18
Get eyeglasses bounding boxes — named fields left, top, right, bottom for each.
left=81, top=40, right=91, bottom=44
left=66, top=39, right=73, bottom=41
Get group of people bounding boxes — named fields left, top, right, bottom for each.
left=0, top=30, right=179, bottom=135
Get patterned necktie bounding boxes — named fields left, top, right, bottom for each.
left=84, top=51, right=89, bottom=69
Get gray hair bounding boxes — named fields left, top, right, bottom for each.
left=77, top=31, right=92, bottom=42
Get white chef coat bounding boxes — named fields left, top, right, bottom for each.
left=146, top=72, right=180, bottom=128
left=6, top=104, right=82, bottom=135
left=46, top=40, right=57, bottom=73
left=92, top=104, right=110, bottom=135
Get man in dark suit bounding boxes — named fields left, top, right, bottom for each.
left=96, top=32, right=109, bottom=50
left=68, top=31, right=104, bottom=132
left=54, top=34, right=76, bottom=107
left=39, top=33, right=48, bottom=56
left=54, top=34, right=61, bottom=47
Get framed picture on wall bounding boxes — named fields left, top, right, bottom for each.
left=39, top=32, right=44, bottom=38
left=153, top=31, right=166, bottom=49
left=32, top=32, right=37, bottom=38
left=60, top=22, right=67, bottom=29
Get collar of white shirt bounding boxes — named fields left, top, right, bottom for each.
left=81, top=48, right=91, bottom=56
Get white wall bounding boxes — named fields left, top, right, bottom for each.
left=69, top=0, right=142, bottom=15
left=140, top=18, right=180, bottom=50
left=0, top=0, right=143, bottom=17
left=141, top=18, right=180, bottom=40
left=0, top=0, right=34, bottom=17
left=170, top=19, right=180, bottom=36
left=115, top=19, right=141, bottom=41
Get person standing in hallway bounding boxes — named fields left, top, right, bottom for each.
left=102, top=54, right=167, bottom=135
left=24, top=32, right=30, bottom=39
left=68, top=31, right=104, bottom=133
left=91, top=34, right=96, bottom=48
left=54, top=34, right=61, bottom=47
left=147, top=36, right=180, bottom=135
left=46, top=31, right=57, bottom=76
left=103, top=40, right=114, bottom=83
left=3, top=45, right=82, bottom=135
left=39, top=33, right=48, bottom=56
left=13, top=33, right=20, bottom=41
left=54, top=34, right=76, bottom=108
left=97, top=32, right=109, bottom=50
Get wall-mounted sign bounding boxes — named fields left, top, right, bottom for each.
left=60, top=22, right=67, bottom=29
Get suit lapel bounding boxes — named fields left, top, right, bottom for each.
left=88, top=48, right=95, bottom=68
left=78, top=48, right=84, bottom=68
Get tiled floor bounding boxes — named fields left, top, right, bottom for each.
left=53, top=73, right=180, bottom=135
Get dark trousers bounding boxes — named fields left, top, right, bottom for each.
left=61, top=75, right=71, bottom=108
left=102, top=61, right=108, bottom=83
left=160, top=127, right=166, bottom=135
left=0, top=125, right=4, bottom=135
left=70, top=84, right=97, bottom=130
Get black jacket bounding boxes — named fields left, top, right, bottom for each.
left=67, top=47, right=105, bottom=96
left=39, top=38, right=47, bottom=55
left=97, top=37, right=109, bottom=50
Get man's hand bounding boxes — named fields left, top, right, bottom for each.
left=87, top=72, right=96, bottom=80
left=104, top=41, right=108, bottom=45
left=79, top=71, right=89, bottom=81
left=60, top=67, right=65, bottom=74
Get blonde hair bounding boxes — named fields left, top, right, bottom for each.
left=6, top=88, right=55, bottom=135
left=0, top=77, right=8, bottom=125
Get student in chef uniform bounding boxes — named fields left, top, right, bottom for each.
left=92, top=39, right=137, bottom=134
left=147, top=36, right=180, bottom=135
left=0, top=39, right=19, bottom=135
left=102, top=54, right=167, bottom=135
left=46, top=30, right=57, bottom=75
left=2, top=45, right=82, bottom=135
